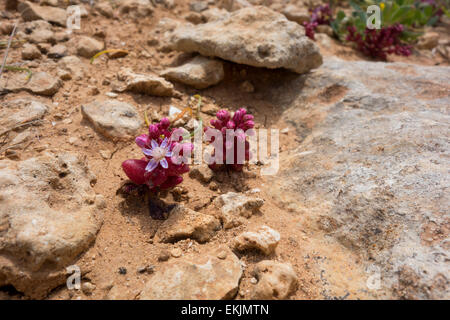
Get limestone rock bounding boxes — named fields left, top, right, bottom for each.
left=21, top=43, right=42, bottom=60
left=233, top=226, right=280, bottom=255
left=212, top=192, right=264, bottom=229
left=0, top=72, right=61, bottom=96
left=26, top=72, right=62, bottom=96
left=19, top=21, right=55, bottom=44
left=119, top=0, right=154, bottom=18
left=417, top=32, right=439, bottom=50
left=251, top=261, right=298, bottom=299
left=161, top=56, right=224, bottom=89
left=189, top=164, right=214, bottom=183
left=282, top=4, right=310, bottom=25
left=95, top=2, right=114, bottom=18
left=115, top=68, right=174, bottom=96
left=58, top=56, right=86, bottom=80
left=155, top=205, right=221, bottom=243
left=81, top=100, right=143, bottom=139
left=0, top=153, right=103, bottom=298
left=18, top=1, right=67, bottom=26
left=166, top=6, right=322, bottom=74
left=48, top=44, right=68, bottom=59
left=76, top=36, right=104, bottom=58
left=0, top=99, right=49, bottom=131
left=272, top=57, right=450, bottom=299
left=140, top=246, right=242, bottom=299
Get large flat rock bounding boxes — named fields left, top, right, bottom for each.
left=0, top=153, right=103, bottom=298
left=166, top=6, right=322, bottom=74
left=140, top=246, right=242, bottom=299
left=270, top=58, right=450, bottom=299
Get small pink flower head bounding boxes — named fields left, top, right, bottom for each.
left=208, top=108, right=255, bottom=172
left=142, top=138, right=172, bottom=172
left=122, top=118, right=192, bottom=191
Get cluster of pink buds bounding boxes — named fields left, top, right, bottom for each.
left=206, top=108, right=255, bottom=172
left=303, top=3, right=332, bottom=40
left=346, top=24, right=412, bottom=60
left=122, top=118, right=193, bottom=192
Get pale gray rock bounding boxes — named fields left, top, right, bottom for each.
left=282, top=4, right=310, bottom=25
left=18, top=1, right=67, bottom=26
left=251, top=261, right=298, bottom=299
left=270, top=57, right=450, bottom=299
left=76, top=36, right=104, bottom=58
left=0, top=153, right=103, bottom=298
left=0, top=99, right=49, bottom=131
left=161, top=56, right=224, bottom=89
left=140, top=246, right=242, bottom=299
left=0, top=72, right=62, bottom=96
left=119, top=0, right=154, bottom=18
left=58, top=55, right=86, bottom=80
left=166, top=6, right=322, bottom=74
left=154, top=205, right=221, bottom=243
left=21, top=43, right=42, bottom=60
left=233, top=226, right=280, bottom=255
left=212, top=192, right=264, bottom=229
left=81, top=100, right=143, bottom=139
left=115, top=68, right=174, bottom=96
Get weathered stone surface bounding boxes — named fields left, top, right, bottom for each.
left=58, top=55, right=86, bottom=80
left=219, top=0, right=251, bottom=12
left=21, top=43, right=42, bottom=60
left=115, top=68, right=174, bottom=96
left=0, top=99, right=49, bottom=131
left=161, top=56, right=224, bottom=89
left=282, top=4, right=310, bottom=24
left=19, top=21, right=55, bottom=44
left=417, top=32, right=439, bottom=50
left=47, top=44, right=67, bottom=59
left=95, top=2, right=114, bottom=18
left=76, top=36, right=104, bottom=58
left=212, top=192, right=264, bottom=229
left=251, top=261, right=298, bottom=299
left=119, top=0, right=153, bottom=18
left=270, top=57, right=450, bottom=299
left=0, top=153, right=103, bottom=298
left=189, top=164, right=214, bottom=183
left=140, top=246, right=242, bottom=299
left=0, top=72, right=61, bottom=96
left=233, top=226, right=280, bottom=255
left=81, top=100, right=143, bottom=139
left=166, top=6, right=322, bottom=74
left=155, top=205, right=221, bottom=243
left=26, top=72, right=62, bottom=96
left=18, top=1, right=67, bottom=26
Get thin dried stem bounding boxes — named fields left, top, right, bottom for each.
left=0, top=23, right=17, bottom=84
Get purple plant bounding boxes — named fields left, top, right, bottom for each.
left=303, top=3, right=332, bottom=40
left=206, top=108, right=255, bottom=172
left=346, top=24, right=412, bottom=60
left=122, top=118, right=193, bottom=192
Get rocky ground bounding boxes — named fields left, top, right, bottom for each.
left=0, top=0, right=449, bottom=300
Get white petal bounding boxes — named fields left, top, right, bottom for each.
left=151, top=140, right=159, bottom=149
left=145, top=159, right=158, bottom=172
left=160, top=158, right=168, bottom=169
left=166, top=151, right=172, bottom=157
left=142, top=148, right=153, bottom=156
left=161, top=137, right=169, bottom=149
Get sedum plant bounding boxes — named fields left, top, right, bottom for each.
left=206, top=108, right=255, bottom=172
left=121, top=118, right=193, bottom=219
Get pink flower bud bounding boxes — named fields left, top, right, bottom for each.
left=135, top=134, right=149, bottom=148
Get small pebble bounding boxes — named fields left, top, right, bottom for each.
left=118, top=267, right=127, bottom=275
left=171, top=248, right=182, bottom=258
left=217, top=250, right=227, bottom=260
left=158, top=250, right=170, bottom=261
